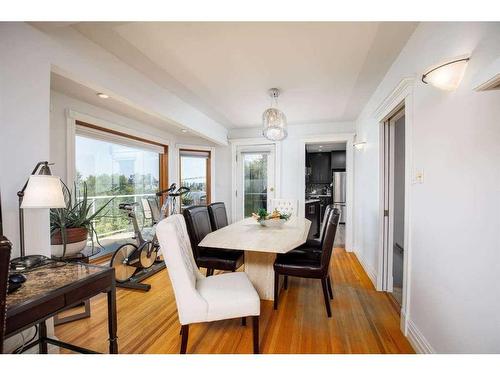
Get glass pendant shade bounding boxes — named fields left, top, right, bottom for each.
left=262, top=107, right=287, bottom=141
left=262, top=88, right=287, bottom=141
left=422, top=58, right=469, bottom=91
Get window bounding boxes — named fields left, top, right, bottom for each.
left=74, top=121, right=167, bottom=254
left=179, top=149, right=211, bottom=210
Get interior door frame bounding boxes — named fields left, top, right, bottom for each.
left=374, top=77, right=414, bottom=335
left=382, top=108, right=405, bottom=294
left=298, top=133, right=355, bottom=252
left=230, top=138, right=281, bottom=223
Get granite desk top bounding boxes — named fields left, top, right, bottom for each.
left=6, top=262, right=110, bottom=309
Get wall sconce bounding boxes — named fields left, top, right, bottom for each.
left=422, top=56, right=470, bottom=91
left=353, top=141, right=366, bottom=150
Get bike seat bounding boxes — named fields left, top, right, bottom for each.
left=119, top=202, right=138, bottom=211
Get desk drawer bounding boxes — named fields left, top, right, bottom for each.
left=6, top=295, right=65, bottom=335
left=64, top=275, right=111, bottom=306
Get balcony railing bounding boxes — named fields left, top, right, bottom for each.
left=84, top=193, right=156, bottom=238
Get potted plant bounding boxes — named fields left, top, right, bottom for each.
left=50, top=182, right=112, bottom=258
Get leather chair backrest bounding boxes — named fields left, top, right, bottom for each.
left=156, top=215, right=207, bottom=325
left=0, top=236, right=12, bottom=353
left=183, top=206, right=213, bottom=259
left=319, top=204, right=333, bottom=244
left=207, top=202, right=228, bottom=231
left=269, top=199, right=298, bottom=217
left=320, top=208, right=340, bottom=273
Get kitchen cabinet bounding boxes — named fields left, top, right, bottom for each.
left=331, top=151, right=346, bottom=171
left=305, top=200, right=321, bottom=238
left=307, top=152, right=331, bottom=183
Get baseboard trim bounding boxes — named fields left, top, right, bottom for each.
left=406, top=319, right=435, bottom=354
left=354, top=249, right=377, bottom=288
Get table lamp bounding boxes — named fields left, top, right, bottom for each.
left=10, top=161, right=66, bottom=271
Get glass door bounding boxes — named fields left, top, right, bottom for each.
left=235, top=145, right=276, bottom=220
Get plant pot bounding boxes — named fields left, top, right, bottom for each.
left=51, top=227, right=88, bottom=258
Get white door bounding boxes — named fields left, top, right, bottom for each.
left=235, top=145, right=276, bottom=220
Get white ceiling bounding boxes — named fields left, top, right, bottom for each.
left=73, top=22, right=418, bottom=129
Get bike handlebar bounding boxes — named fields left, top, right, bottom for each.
left=118, top=202, right=139, bottom=211
left=155, top=183, right=177, bottom=197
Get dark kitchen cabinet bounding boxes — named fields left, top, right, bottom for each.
left=307, top=152, right=331, bottom=183
left=331, top=151, right=346, bottom=171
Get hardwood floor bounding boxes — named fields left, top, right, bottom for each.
left=55, top=248, right=414, bottom=354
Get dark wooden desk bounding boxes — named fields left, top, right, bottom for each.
left=5, top=261, right=117, bottom=354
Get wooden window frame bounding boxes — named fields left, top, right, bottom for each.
left=75, top=120, right=169, bottom=205
left=179, top=148, right=212, bottom=206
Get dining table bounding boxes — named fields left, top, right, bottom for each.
left=199, top=216, right=311, bottom=300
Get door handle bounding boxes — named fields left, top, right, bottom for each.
left=269, top=187, right=274, bottom=192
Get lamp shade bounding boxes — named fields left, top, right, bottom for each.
left=422, top=58, right=469, bottom=91
left=21, top=175, right=66, bottom=209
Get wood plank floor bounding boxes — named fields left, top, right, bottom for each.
left=55, top=248, right=414, bottom=354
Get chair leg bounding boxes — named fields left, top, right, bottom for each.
left=241, top=317, right=246, bottom=326
left=327, top=275, right=334, bottom=300
left=206, top=268, right=213, bottom=277
left=180, top=325, right=189, bottom=354
left=284, top=275, right=288, bottom=290
left=274, top=272, right=279, bottom=310
left=252, top=316, right=259, bottom=354
left=321, top=278, right=332, bottom=318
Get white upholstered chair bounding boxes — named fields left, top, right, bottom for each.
left=155, top=214, right=261, bottom=354
left=269, top=199, right=298, bottom=217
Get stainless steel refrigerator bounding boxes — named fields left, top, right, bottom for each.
left=332, top=171, right=346, bottom=224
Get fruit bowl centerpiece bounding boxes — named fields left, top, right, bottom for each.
left=252, top=208, right=291, bottom=228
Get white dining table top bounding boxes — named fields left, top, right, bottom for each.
left=199, top=217, right=311, bottom=254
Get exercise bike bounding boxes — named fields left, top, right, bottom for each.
left=109, top=184, right=190, bottom=290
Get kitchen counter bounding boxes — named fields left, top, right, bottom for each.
left=305, top=199, right=320, bottom=204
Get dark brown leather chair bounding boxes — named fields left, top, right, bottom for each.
left=273, top=208, right=340, bottom=317
left=207, top=202, right=229, bottom=231
left=0, top=236, right=12, bottom=353
left=292, top=204, right=333, bottom=254
left=183, top=206, right=244, bottom=276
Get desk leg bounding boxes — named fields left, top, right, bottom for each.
left=38, top=321, right=48, bottom=354
left=244, top=251, right=276, bottom=300
left=107, top=281, right=118, bottom=354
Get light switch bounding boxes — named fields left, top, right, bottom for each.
left=414, top=170, right=424, bottom=184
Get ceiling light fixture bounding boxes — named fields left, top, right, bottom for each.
left=181, top=129, right=188, bottom=133
left=96, top=93, right=109, bottom=99
left=262, top=88, right=287, bottom=141
left=422, top=56, right=470, bottom=91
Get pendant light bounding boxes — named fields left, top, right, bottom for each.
left=262, top=88, right=287, bottom=141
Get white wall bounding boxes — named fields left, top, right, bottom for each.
left=0, top=22, right=54, bottom=354
left=353, top=22, right=500, bottom=353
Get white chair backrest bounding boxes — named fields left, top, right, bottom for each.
left=141, top=198, right=152, bottom=220
left=156, top=214, right=207, bottom=324
left=270, top=199, right=298, bottom=217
